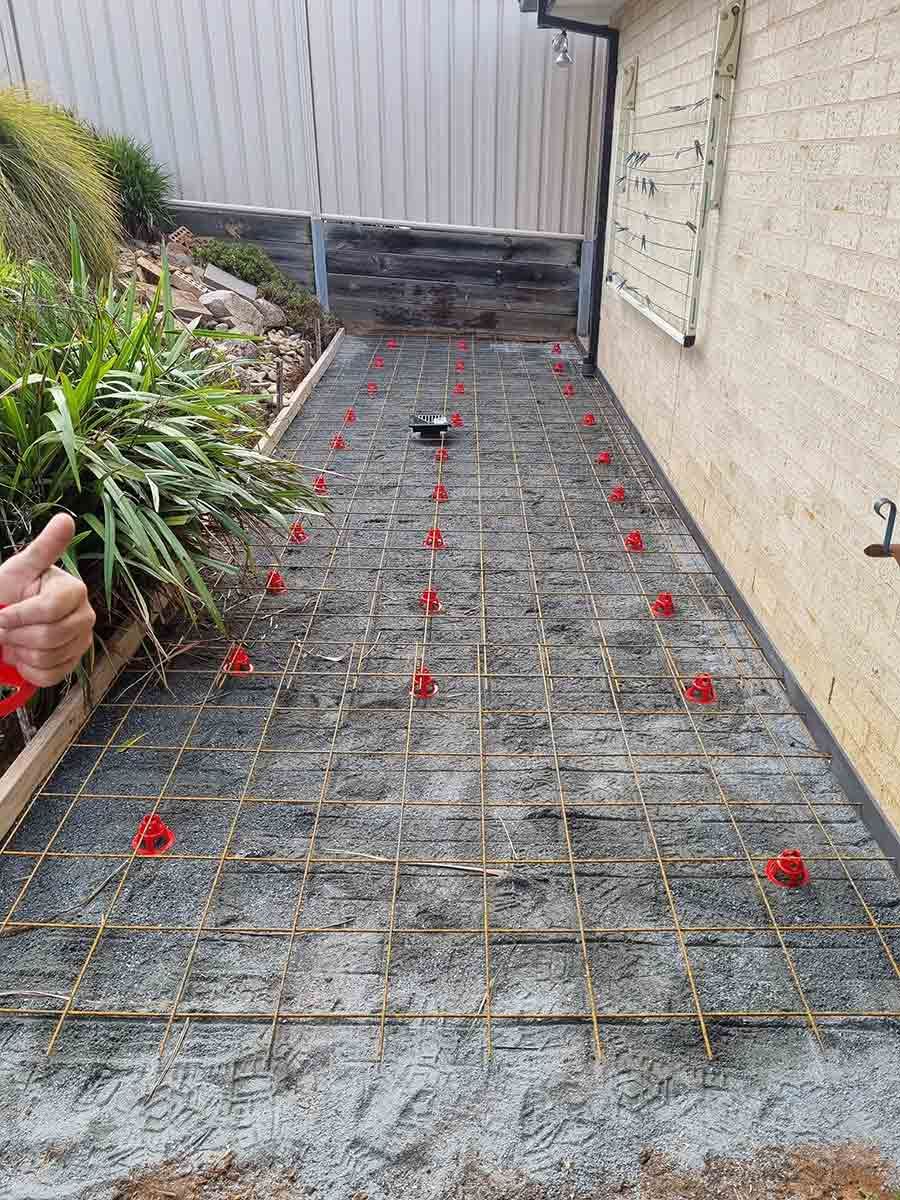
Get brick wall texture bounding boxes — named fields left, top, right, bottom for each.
left=599, top=0, right=900, bottom=826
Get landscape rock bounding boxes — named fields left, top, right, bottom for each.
left=171, top=292, right=211, bottom=320
left=137, top=254, right=162, bottom=283
left=136, top=282, right=210, bottom=321
left=253, top=297, right=286, bottom=329
left=221, top=339, right=259, bottom=359
left=199, top=290, right=265, bottom=334
left=199, top=290, right=233, bottom=319
left=203, top=263, right=258, bottom=299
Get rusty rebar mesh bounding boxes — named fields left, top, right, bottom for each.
left=2, top=334, right=900, bottom=1062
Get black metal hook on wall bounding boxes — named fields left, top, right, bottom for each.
left=865, top=496, right=899, bottom=563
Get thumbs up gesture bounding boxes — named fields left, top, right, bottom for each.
left=0, top=514, right=96, bottom=687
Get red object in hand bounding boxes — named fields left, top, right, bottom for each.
left=0, top=645, right=36, bottom=719
left=423, top=527, right=445, bottom=549
left=373, top=356, right=384, bottom=368
left=344, top=407, right=357, bottom=423
left=562, top=382, right=575, bottom=397
left=432, top=483, right=448, bottom=502
left=131, top=813, right=176, bottom=857
left=330, top=433, right=347, bottom=450
left=419, top=588, right=442, bottom=615
left=454, top=382, right=465, bottom=395
left=435, top=448, right=449, bottom=463
left=582, top=413, right=597, bottom=427
left=596, top=451, right=611, bottom=465
left=684, top=673, right=717, bottom=705
left=552, top=361, right=565, bottom=374
left=765, top=848, right=810, bottom=889
left=624, top=530, right=644, bottom=552
left=609, top=485, right=625, bottom=503
left=223, top=646, right=253, bottom=676
left=266, top=570, right=287, bottom=594
left=386, top=338, right=399, bottom=349
left=455, top=360, right=465, bottom=372
left=367, top=382, right=378, bottom=394
left=552, top=342, right=562, bottom=354
left=651, top=591, right=675, bottom=618
left=314, top=475, right=328, bottom=495
left=450, top=412, right=464, bottom=428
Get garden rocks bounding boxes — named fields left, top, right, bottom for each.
left=199, top=290, right=284, bottom=333
left=222, top=340, right=259, bottom=360
left=119, top=236, right=317, bottom=402
left=135, top=282, right=208, bottom=321
left=203, top=262, right=258, bottom=299
left=200, top=289, right=265, bottom=334
left=253, top=296, right=286, bottom=329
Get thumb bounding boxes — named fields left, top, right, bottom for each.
left=1, top=514, right=75, bottom=586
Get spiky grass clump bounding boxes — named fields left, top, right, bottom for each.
left=97, top=132, right=172, bottom=240
left=0, top=88, right=120, bottom=277
left=0, top=231, right=328, bottom=637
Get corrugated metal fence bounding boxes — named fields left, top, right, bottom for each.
left=5, top=0, right=599, bottom=237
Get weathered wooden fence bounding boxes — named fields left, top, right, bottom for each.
left=171, top=203, right=580, bottom=337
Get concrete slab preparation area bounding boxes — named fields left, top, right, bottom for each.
left=1, top=336, right=900, bottom=1197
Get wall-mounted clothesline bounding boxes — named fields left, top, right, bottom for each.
left=605, top=2, right=746, bottom=348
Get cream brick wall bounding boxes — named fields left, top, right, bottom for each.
left=599, top=0, right=900, bottom=825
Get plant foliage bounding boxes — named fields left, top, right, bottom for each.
left=97, top=132, right=172, bottom=240
left=0, top=88, right=120, bottom=278
left=0, top=230, right=327, bottom=640
left=192, top=238, right=339, bottom=342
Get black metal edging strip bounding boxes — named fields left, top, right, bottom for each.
left=598, top=368, right=900, bottom=877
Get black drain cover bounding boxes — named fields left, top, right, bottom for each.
left=410, top=412, right=450, bottom=439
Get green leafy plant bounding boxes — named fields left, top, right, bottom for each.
left=192, top=239, right=279, bottom=286
left=193, top=237, right=339, bottom=343
left=96, top=132, right=172, bottom=240
left=0, top=230, right=327, bottom=642
left=0, top=88, right=120, bottom=278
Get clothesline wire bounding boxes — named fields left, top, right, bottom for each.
left=614, top=235, right=694, bottom=276
left=631, top=115, right=708, bottom=135
left=617, top=203, right=697, bottom=229
left=625, top=161, right=704, bottom=175
left=613, top=249, right=692, bottom=296
left=614, top=226, right=694, bottom=253
left=633, top=144, right=706, bottom=160
left=610, top=274, right=687, bottom=325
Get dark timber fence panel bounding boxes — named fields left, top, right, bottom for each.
left=169, top=204, right=315, bottom=290
left=325, top=220, right=580, bottom=336
left=170, top=206, right=580, bottom=336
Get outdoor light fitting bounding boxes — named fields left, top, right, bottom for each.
left=551, top=30, right=573, bottom=65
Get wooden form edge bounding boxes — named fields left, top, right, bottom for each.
left=0, top=328, right=345, bottom=844
left=257, top=327, right=344, bottom=454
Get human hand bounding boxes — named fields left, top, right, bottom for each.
left=0, top=514, right=96, bottom=687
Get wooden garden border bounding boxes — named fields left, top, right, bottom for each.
left=0, top=328, right=344, bottom=843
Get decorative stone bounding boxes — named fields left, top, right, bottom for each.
left=203, top=263, right=258, bottom=299
left=253, top=297, right=286, bottom=329
left=221, top=339, right=259, bottom=358
left=199, top=290, right=265, bottom=334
